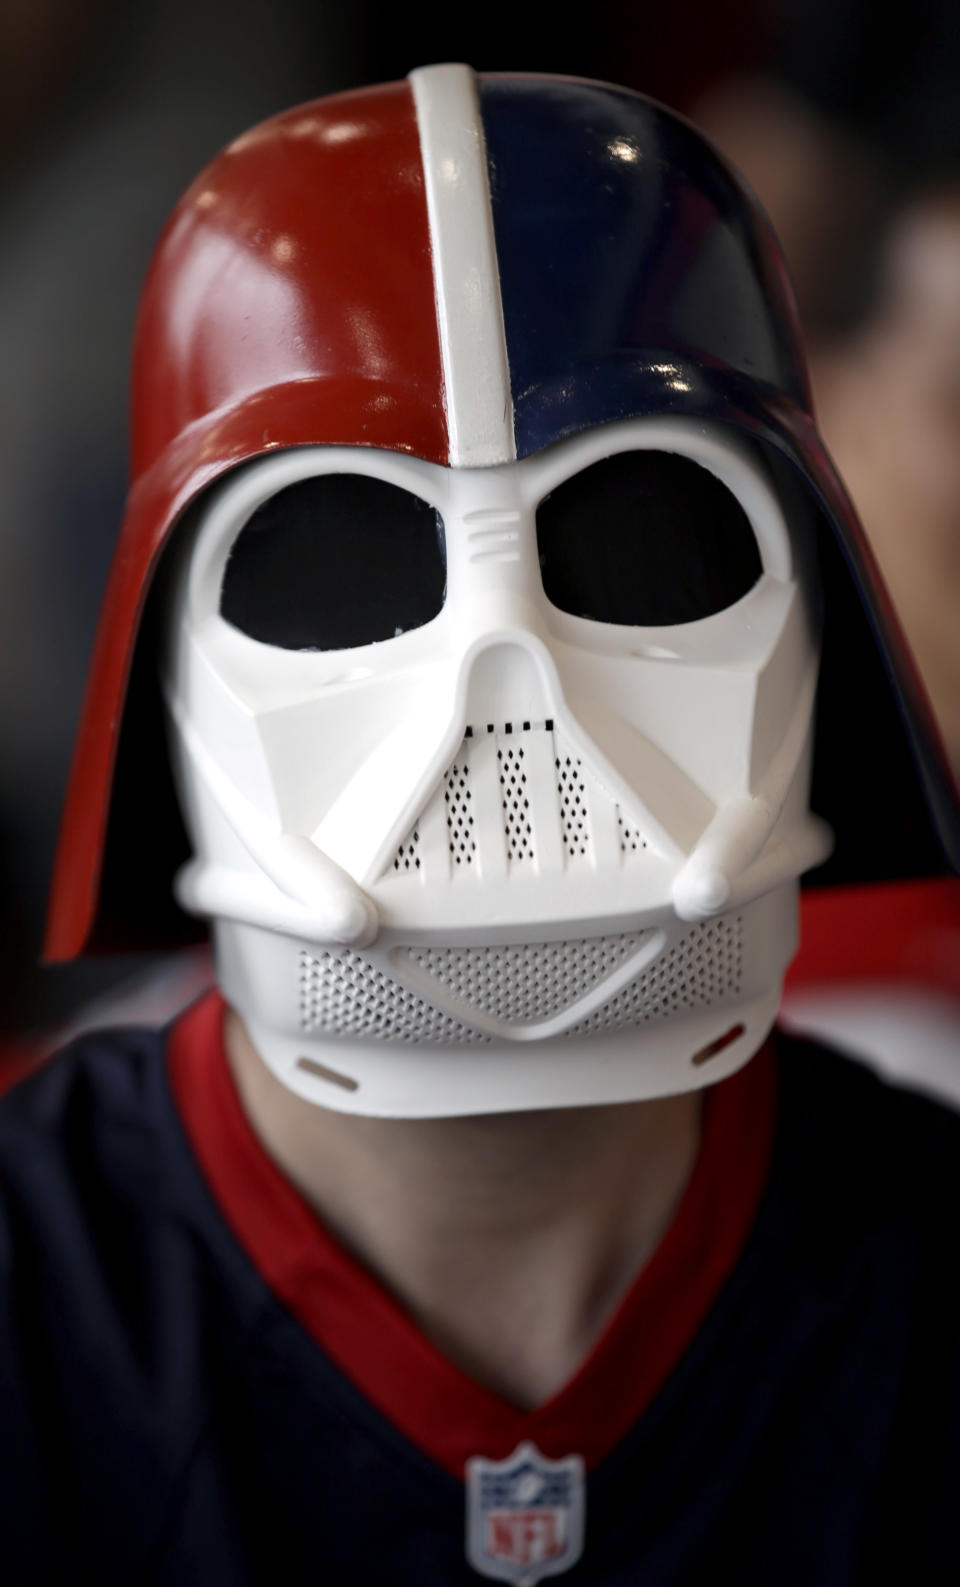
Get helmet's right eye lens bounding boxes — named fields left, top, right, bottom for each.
left=536, top=450, right=763, bottom=625
left=220, top=474, right=446, bottom=650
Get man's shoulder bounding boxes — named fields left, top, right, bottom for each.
left=0, top=1020, right=173, bottom=1184
left=0, top=1021, right=215, bottom=1574
left=769, top=1025, right=960, bottom=1266
left=0, top=1020, right=196, bottom=1302
left=0, top=1002, right=264, bottom=1340
left=774, top=1023, right=960, bottom=1151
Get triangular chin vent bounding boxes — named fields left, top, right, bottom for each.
left=396, top=933, right=651, bottom=1024
left=386, top=721, right=649, bottom=881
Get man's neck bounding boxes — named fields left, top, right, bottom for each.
left=224, top=1008, right=702, bottom=1409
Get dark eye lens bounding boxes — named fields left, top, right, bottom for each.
left=536, top=451, right=763, bottom=625
left=220, top=474, right=446, bottom=649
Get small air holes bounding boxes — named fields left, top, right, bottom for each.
left=444, top=762, right=476, bottom=866
left=393, top=828, right=422, bottom=873
left=566, top=917, right=745, bottom=1035
left=555, top=749, right=590, bottom=858
left=298, top=948, right=488, bottom=1043
left=401, top=934, right=651, bottom=1024
left=616, top=807, right=647, bottom=857
left=497, top=742, right=534, bottom=861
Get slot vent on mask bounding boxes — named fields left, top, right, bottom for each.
left=498, top=744, right=534, bottom=861
left=556, top=753, right=589, bottom=857
left=385, top=721, right=637, bottom=882
left=567, top=917, right=744, bottom=1034
left=393, top=828, right=422, bottom=873
left=616, top=808, right=647, bottom=856
left=400, top=933, right=651, bottom=1024
left=298, top=949, right=489, bottom=1043
left=444, top=762, right=476, bottom=865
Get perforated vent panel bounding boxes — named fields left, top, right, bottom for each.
left=299, top=919, right=744, bottom=1044
left=556, top=753, right=589, bottom=856
left=385, top=721, right=655, bottom=882
left=498, top=743, right=534, bottom=861
left=400, top=933, right=650, bottom=1024
left=444, top=763, right=476, bottom=866
left=568, top=917, right=744, bottom=1035
left=393, top=828, right=421, bottom=873
left=299, top=949, right=489, bottom=1044
left=617, top=807, right=646, bottom=856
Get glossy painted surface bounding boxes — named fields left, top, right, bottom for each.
left=480, top=78, right=809, bottom=456
left=133, top=81, right=446, bottom=480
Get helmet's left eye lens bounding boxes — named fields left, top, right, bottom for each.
left=536, top=450, right=763, bottom=626
left=220, top=474, right=446, bottom=649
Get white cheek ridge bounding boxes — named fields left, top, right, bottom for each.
left=533, top=578, right=800, bottom=844
left=673, top=653, right=833, bottom=919
left=566, top=670, right=758, bottom=818
left=256, top=665, right=449, bottom=837
left=313, top=695, right=465, bottom=881
left=169, top=630, right=281, bottom=823
left=165, top=689, right=379, bottom=946
left=747, top=582, right=820, bottom=789
left=550, top=700, right=710, bottom=861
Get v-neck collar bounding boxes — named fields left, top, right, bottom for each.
left=168, top=991, right=775, bottom=1478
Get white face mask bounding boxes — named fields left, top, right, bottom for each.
left=159, top=415, right=830, bottom=1116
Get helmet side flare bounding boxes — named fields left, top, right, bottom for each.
left=45, top=63, right=959, bottom=1002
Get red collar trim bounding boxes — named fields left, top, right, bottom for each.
left=169, top=992, right=776, bottom=1478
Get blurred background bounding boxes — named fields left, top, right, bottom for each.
left=1, top=0, right=958, bottom=1069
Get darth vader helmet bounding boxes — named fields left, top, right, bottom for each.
left=46, top=67, right=960, bottom=1115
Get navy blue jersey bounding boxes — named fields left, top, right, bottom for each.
left=0, top=994, right=958, bottom=1585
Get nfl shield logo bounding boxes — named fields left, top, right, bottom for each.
left=465, top=1441, right=585, bottom=1584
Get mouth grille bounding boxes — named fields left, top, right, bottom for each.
left=299, top=948, right=488, bottom=1045
left=398, top=933, right=651, bottom=1024
left=298, top=918, right=743, bottom=1043
left=566, top=917, right=743, bottom=1036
